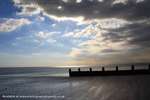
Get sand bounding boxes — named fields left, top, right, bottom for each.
left=0, top=75, right=150, bottom=100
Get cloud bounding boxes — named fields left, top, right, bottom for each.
left=12, top=0, right=150, bottom=64
left=36, top=31, right=54, bottom=39
left=35, top=16, right=45, bottom=22
left=13, top=0, right=150, bottom=45
left=13, top=0, right=150, bottom=38
left=35, top=31, right=60, bottom=45
left=63, top=18, right=131, bottom=38
left=112, top=0, right=128, bottom=5
left=10, top=31, right=61, bottom=53
left=13, top=0, right=148, bottom=21
left=105, top=18, right=150, bottom=48
left=136, top=0, right=145, bottom=3
left=0, top=18, right=31, bottom=32
left=69, top=48, right=86, bottom=58
left=64, top=18, right=134, bottom=57
left=13, top=0, right=44, bottom=16
left=69, top=38, right=134, bottom=58
left=66, top=17, right=150, bottom=63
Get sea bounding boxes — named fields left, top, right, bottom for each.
left=0, top=63, right=149, bottom=77
left=0, top=63, right=150, bottom=100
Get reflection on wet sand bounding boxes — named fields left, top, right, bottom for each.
left=0, top=75, right=150, bottom=100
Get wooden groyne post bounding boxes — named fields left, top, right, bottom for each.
left=102, top=67, right=105, bottom=71
left=131, top=65, right=135, bottom=71
left=89, top=68, right=92, bottom=72
left=78, top=68, right=81, bottom=72
left=69, top=68, right=71, bottom=74
left=116, top=66, right=119, bottom=71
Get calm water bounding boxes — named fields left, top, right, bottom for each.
left=0, top=64, right=149, bottom=77
left=0, top=67, right=68, bottom=77
left=0, top=75, right=150, bottom=100
left=0, top=64, right=150, bottom=100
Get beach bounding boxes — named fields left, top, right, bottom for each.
left=1, top=0, right=150, bottom=99
left=0, top=75, right=150, bottom=100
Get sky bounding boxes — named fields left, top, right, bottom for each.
left=0, top=0, right=150, bottom=67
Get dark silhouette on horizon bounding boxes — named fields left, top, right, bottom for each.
left=69, top=64, right=150, bottom=77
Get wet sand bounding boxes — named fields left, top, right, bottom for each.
left=0, top=75, right=150, bottom=100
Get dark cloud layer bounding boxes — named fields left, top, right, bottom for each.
left=102, top=18, right=150, bottom=49
left=16, top=0, right=150, bottom=44
left=28, top=0, right=150, bottom=21
left=31, top=0, right=150, bottom=54
left=15, top=0, right=150, bottom=20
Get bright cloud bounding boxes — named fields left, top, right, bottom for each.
left=13, top=0, right=44, bottom=16
left=76, top=0, right=82, bottom=3
left=136, top=0, right=145, bottom=3
left=112, top=0, right=128, bottom=5
left=69, top=48, right=84, bottom=58
left=65, top=18, right=137, bottom=58
left=35, top=31, right=60, bottom=45
left=62, top=0, right=69, bottom=3
left=0, top=18, right=31, bottom=32
left=36, top=31, right=54, bottom=39
left=43, top=13, right=85, bottom=22
left=64, top=18, right=131, bottom=38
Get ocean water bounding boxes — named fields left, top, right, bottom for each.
left=0, top=64, right=150, bottom=100
left=0, top=67, right=68, bottom=77
left=0, top=74, right=150, bottom=100
left=0, top=63, right=149, bottom=77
